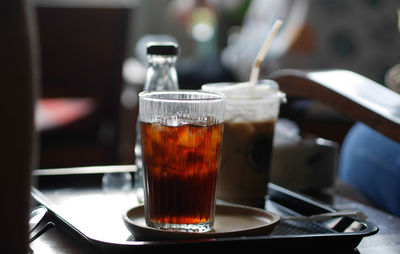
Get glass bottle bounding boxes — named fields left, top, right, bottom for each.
left=134, top=42, right=179, bottom=203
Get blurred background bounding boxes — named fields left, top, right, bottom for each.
left=1, top=1, right=399, bottom=250
left=33, top=0, right=400, bottom=169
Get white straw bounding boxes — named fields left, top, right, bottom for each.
left=249, top=19, right=283, bottom=85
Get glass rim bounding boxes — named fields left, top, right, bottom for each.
left=139, top=90, right=226, bottom=102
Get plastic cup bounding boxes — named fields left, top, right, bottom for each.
left=202, top=80, right=285, bottom=207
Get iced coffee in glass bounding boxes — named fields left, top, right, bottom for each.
left=202, top=80, right=285, bottom=208
left=138, top=90, right=225, bottom=232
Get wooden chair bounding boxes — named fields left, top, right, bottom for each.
left=269, top=68, right=400, bottom=207
left=269, top=69, right=400, bottom=143
left=35, top=3, right=131, bottom=168
left=0, top=1, right=39, bottom=253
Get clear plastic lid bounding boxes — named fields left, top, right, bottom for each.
left=201, top=80, right=285, bottom=101
left=201, top=80, right=286, bottom=123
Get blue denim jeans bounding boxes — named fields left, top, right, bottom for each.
left=339, top=123, right=400, bottom=216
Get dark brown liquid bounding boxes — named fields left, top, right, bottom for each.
left=141, top=122, right=223, bottom=225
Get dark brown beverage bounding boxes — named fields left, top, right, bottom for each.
left=141, top=122, right=223, bottom=229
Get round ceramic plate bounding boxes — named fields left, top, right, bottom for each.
left=122, top=203, right=280, bottom=241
